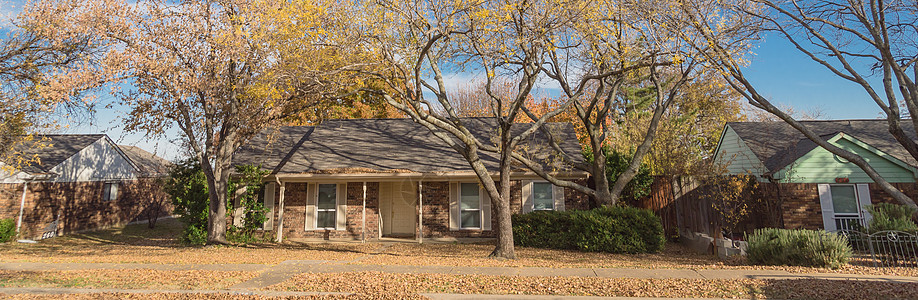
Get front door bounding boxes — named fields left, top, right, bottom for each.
left=380, top=181, right=417, bottom=237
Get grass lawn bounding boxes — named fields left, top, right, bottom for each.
left=1, top=217, right=916, bottom=277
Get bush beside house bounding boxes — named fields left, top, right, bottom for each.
left=865, top=203, right=918, bottom=233
left=746, top=228, right=851, bottom=269
left=513, top=206, right=665, bottom=254
left=0, top=218, right=14, bottom=242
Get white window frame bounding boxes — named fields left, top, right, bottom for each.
left=828, top=184, right=864, bottom=230
left=459, top=182, right=482, bottom=230
left=530, top=181, right=555, bottom=211
left=315, top=183, right=337, bottom=230
left=102, top=182, right=119, bottom=201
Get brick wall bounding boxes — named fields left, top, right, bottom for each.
left=271, top=179, right=592, bottom=240
left=766, top=182, right=918, bottom=230
left=0, top=178, right=171, bottom=239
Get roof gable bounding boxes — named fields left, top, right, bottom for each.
left=725, top=120, right=918, bottom=173
left=16, top=134, right=106, bottom=174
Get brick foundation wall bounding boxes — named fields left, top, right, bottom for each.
left=0, top=178, right=171, bottom=239
left=271, top=179, right=592, bottom=240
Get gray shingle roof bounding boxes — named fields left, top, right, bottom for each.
left=118, top=145, right=172, bottom=176
left=727, top=120, right=918, bottom=172
left=16, top=134, right=106, bottom=174
left=233, top=118, right=584, bottom=174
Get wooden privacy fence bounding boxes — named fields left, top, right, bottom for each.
left=633, top=176, right=781, bottom=239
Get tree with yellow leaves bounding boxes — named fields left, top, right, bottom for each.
left=29, top=0, right=379, bottom=243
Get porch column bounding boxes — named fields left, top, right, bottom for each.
left=362, top=181, right=367, bottom=243
left=16, top=182, right=28, bottom=234
left=417, top=180, right=423, bottom=244
left=275, top=179, right=286, bottom=243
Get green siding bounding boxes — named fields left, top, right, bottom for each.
left=715, top=126, right=768, bottom=177
left=775, top=138, right=916, bottom=183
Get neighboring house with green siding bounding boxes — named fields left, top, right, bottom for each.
left=713, top=120, right=918, bottom=232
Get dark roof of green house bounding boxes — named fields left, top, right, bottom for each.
left=233, top=118, right=584, bottom=174
left=727, top=120, right=918, bottom=171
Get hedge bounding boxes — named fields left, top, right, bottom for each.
left=513, top=206, right=665, bottom=254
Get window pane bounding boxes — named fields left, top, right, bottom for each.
left=317, top=184, right=337, bottom=209
left=460, top=183, right=480, bottom=210
left=103, top=183, right=111, bottom=201
left=533, top=183, right=553, bottom=210
left=461, top=210, right=480, bottom=228
left=317, top=211, right=335, bottom=228
left=830, top=185, right=859, bottom=214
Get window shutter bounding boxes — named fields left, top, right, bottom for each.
left=336, top=183, right=347, bottom=230
left=553, top=185, right=565, bottom=211
left=521, top=181, right=533, bottom=213
left=449, top=182, right=459, bottom=230
left=305, top=183, right=317, bottom=230
left=856, top=184, right=873, bottom=225
left=481, top=186, right=492, bottom=231
left=817, top=184, right=836, bottom=231
left=263, top=183, right=275, bottom=229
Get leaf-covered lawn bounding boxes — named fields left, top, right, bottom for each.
left=0, top=269, right=258, bottom=290
left=2, top=218, right=916, bottom=277
left=0, top=293, right=428, bottom=300
left=0, top=219, right=375, bottom=264
left=271, top=271, right=918, bottom=300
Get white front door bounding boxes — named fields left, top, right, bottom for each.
left=380, top=181, right=417, bottom=236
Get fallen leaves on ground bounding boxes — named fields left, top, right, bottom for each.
left=0, top=269, right=258, bottom=290
left=2, top=219, right=917, bottom=277
left=0, top=293, right=429, bottom=300
left=270, top=272, right=918, bottom=299
left=357, top=242, right=918, bottom=277
left=0, top=219, right=374, bottom=264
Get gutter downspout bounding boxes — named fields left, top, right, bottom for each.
left=15, top=182, right=27, bottom=235
left=417, top=180, right=423, bottom=244
left=362, top=182, right=367, bottom=243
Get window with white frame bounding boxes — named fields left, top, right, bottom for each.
left=532, top=182, right=554, bottom=211
left=460, top=183, right=481, bottom=229
left=102, top=182, right=119, bottom=201
left=316, top=184, right=337, bottom=229
left=829, top=185, right=862, bottom=231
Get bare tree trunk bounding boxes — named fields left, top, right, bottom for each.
left=201, top=161, right=228, bottom=244
left=489, top=146, right=516, bottom=259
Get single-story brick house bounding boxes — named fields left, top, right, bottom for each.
left=233, top=118, right=591, bottom=241
left=713, top=120, right=918, bottom=232
left=0, top=134, right=172, bottom=239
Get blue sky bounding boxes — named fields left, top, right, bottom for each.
left=3, top=1, right=886, bottom=161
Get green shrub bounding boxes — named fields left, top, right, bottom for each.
left=866, top=203, right=918, bottom=233
left=513, top=206, right=665, bottom=254
left=181, top=224, right=207, bottom=246
left=0, top=218, right=15, bottom=243
left=746, top=228, right=851, bottom=269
